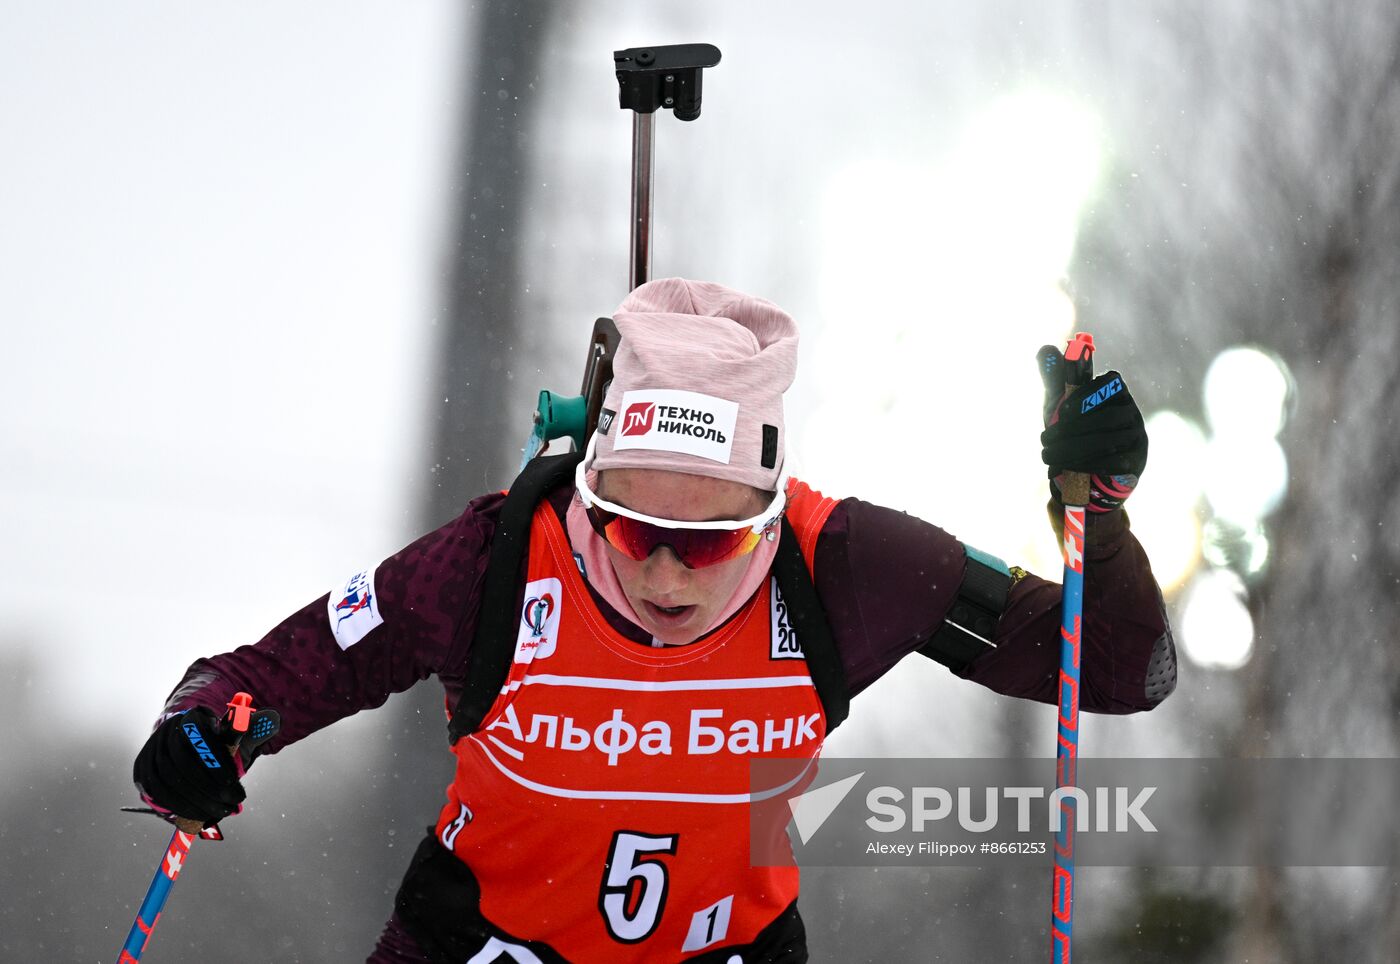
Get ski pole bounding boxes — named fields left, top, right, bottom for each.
left=1049, top=332, right=1093, bottom=964
left=118, top=692, right=274, bottom=963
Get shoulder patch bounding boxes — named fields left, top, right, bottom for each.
left=328, top=566, right=384, bottom=650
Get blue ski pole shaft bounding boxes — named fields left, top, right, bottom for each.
left=1050, top=332, right=1093, bottom=964
left=117, top=818, right=203, bottom=963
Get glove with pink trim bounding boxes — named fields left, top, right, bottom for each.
left=1037, top=345, right=1148, bottom=513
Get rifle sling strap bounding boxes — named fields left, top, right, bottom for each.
left=449, top=453, right=582, bottom=744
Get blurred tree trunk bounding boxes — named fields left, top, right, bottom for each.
left=427, top=1, right=561, bottom=519
left=381, top=0, right=560, bottom=889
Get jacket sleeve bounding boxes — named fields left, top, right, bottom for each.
left=813, top=497, right=1176, bottom=714
left=955, top=502, right=1177, bottom=713
left=155, top=492, right=504, bottom=755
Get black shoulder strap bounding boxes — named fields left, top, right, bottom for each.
left=773, top=517, right=850, bottom=732
left=448, top=452, right=582, bottom=744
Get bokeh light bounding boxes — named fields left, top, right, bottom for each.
left=1203, top=346, right=1293, bottom=440
left=1179, top=567, right=1255, bottom=670
left=1201, top=434, right=1289, bottom=524
left=1201, top=517, right=1270, bottom=578
left=1132, top=345, right=1294, bottom=657
left=1127, top=411, right=1207, bottom=592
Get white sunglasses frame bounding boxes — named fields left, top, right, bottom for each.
left=573, top=431, right=788, bottom=535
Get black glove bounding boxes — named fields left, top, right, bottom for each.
left=1037, top=345, right=1148, bottom=512
left=133, top=706, right=251, bottom=826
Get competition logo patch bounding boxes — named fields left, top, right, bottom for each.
left=611, top=389, right=739, bottom=464
left=328, top=566, right=384, bottom=651
left=515, top=577, right=562, bottom=663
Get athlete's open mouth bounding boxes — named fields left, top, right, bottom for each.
left=643, top=600, right=695, bottom=623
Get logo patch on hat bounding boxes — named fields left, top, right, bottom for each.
left=612, top=389, right=739, bottom=464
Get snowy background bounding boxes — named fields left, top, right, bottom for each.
left=3, top=1, right=1398, bottom=960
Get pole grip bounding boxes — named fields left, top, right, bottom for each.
left=1060, top=471, right=1091, bottom=507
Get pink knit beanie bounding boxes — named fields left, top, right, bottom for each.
left=588, top=278, right=797, bottom=491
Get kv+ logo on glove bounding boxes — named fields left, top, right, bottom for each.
left=1036, top=344, right=1149, bottom=513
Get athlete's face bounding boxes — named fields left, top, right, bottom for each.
left=596, top=468, right=769, bottom=646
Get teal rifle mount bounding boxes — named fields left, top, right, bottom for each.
left=520, top=317, right=619, bottom=466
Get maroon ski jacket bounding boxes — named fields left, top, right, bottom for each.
left=158, top=485, right=1176, bottom=746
